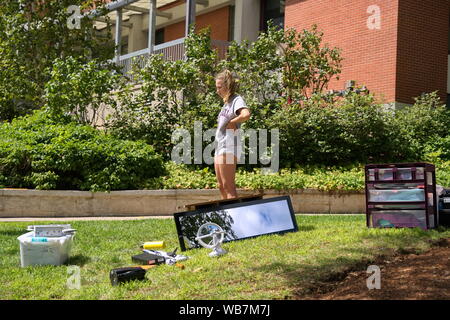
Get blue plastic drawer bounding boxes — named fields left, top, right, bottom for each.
left=368, top=189, right=425, bottom=202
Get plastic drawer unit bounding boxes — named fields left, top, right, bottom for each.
left=365, top=163, right=437, bottom=230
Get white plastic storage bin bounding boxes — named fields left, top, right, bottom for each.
left=17, top=226, right=75, bottom=267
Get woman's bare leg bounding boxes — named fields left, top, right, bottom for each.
left=216, top=153, right=238, bottom=199
left=214, top=155, right=227, bottom=199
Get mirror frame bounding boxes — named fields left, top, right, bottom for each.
left=174, top=196, right=298, bottom=251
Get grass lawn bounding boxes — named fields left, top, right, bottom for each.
left=0, top=215, right=449, bottom=300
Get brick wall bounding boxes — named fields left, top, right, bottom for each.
left=285, top=0, right=449, bottom=104
left=395, top=0, right=448, bottom=104
left=285, top=0, right=399, bottom=103
left=164, top=6, right=230, bottom=42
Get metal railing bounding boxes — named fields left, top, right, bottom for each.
left=117, top=37, right=229, bottom=80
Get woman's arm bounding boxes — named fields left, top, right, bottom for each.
left=227, top=108, right=251, bottom=129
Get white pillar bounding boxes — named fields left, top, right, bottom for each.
left=185, top=0, right=196, bottom=37
left=233, top=0, right=260, bottom=43
left=128, top=14, right=145, bottom=52
left=148, top=0, right=157, bottom=53
left=115, top=8, right=123, bottom=63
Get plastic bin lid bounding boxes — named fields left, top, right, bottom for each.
left=26, top=225, right=75, bottom=237
left=17, top=231, right=74, bottom=243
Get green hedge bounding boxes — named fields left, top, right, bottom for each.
left=144, top=161, right=366, bottom=191
left=271, top=93, right=399, bottom=166
left=147, top=160, right=450, bottom=192
left=0, top=111, right=166, bottom=191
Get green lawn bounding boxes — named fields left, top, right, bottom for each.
left=0, top=215, right=449, bottom=300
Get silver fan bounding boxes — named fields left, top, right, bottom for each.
left=195, top=222, right=227, bottom=257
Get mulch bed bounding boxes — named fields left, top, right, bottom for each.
left=296, top=238, right=450, bottom=300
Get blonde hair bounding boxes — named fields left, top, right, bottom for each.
left=215, top=69, right=239, bottom=103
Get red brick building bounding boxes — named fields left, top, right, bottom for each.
left=285, top=0, right=449, bottom=106
left=163, top=5, right=231, bottom=42
left=97, top=0, right=450, bottom=106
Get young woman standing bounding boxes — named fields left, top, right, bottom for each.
left=214, top=70, right=251, bottom=199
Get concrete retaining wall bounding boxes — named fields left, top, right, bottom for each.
left=0, top=189, right=366, bottom=217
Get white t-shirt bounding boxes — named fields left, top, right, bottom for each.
left=214, top=95, right=247, bottom=156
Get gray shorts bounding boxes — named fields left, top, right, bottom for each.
left=215, top=130, right=242, bottom=160
left=215, top=143, right=242, bottom=160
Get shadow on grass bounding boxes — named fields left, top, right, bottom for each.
left=67, top=254, right=91, bottom=267
left=250, top=228, right=450, bottom=298
left=297, top=225, right=316, bottom=232
left=0, top=229, right=26, bottom=237
left=252, top=254, right=377, bottom=298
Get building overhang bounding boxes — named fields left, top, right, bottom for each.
left=89, top=0, right=231, bottom=31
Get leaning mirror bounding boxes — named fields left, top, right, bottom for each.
left=174, top=196, right=298, bottom=251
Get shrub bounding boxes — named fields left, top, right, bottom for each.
left=393, top=91, right=450, bottom=160
left=44, top=57, right=123, bottom=127
left=334, top=92, right=406, bottom=163
left=148, top=161, right=365, bottom=191
left=424, top=137, right=450, bottom=162
left=271, top=92, right=404, bottom=166
left=0, top=111, right=166, bottom=191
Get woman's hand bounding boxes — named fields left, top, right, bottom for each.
left=225, top=109, right=250, bottom=131
left=226, top=121, right=237, bottom=131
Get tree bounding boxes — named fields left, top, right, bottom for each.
left=280, top=24, right=342, bottom=102
left=107, top=23, right=343, bottom=164
left=223, top=22, right=342, bottom=106
left=0, top=0, right=115, bottom=121
left=44, top=56, right=124, bottom=127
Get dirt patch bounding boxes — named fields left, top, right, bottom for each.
left=297, top=238, right=450, bottom=300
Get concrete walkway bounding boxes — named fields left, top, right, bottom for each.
left=0, top=213, right=363, bottom=222
left=0, top=216, right=173, bottom=222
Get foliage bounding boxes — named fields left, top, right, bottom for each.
left=280, top=25, right=342, bottom=102
left=108, top=23, right=343, bottom=162
left=44, top=57, right=124, bottom=126
left=145, top=161, right=365, bottom=192
left=271, top=91, right=404, bottom=166
left=222, top=23, right=342, bottom=107
left=393, top=91, right=450, bottom=160
left=107, top=27, right=221, bottom=157
left=0, top=0, right=115, bottom=121
left=0, top=110, right=166, bottom=191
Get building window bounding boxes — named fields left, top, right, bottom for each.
left=447, top=17, right=450, bottom=107
left=145, top=29, right=164, bottom=46
left=261, top=0, right=285, bottom=32
left=229, top=5, right=235, bottom=41
left=448, top=16, right=450, bottom=54
left=155, top=29, right=164, bottom=45
left=121, top=36, right=128, bottom=55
